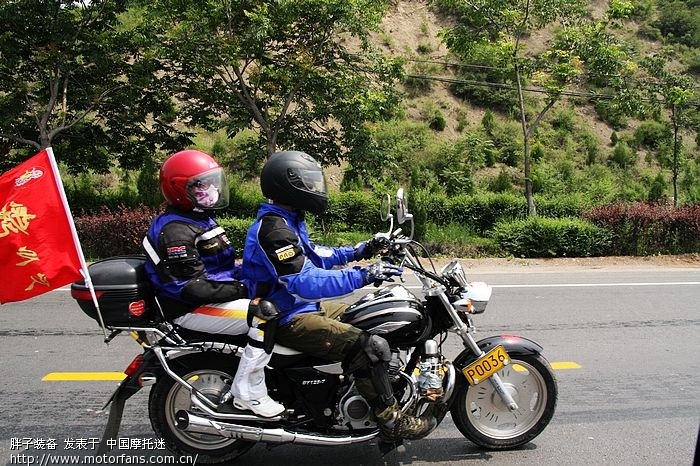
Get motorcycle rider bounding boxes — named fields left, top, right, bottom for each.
left=142, top=149, right=284, bottom=418
left=242, top=150, right=435, bottom=441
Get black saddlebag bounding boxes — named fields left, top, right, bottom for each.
left=71, top=256, right=155, bottom=327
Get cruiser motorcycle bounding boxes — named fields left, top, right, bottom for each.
left=71, top=189, right=557, bottom=463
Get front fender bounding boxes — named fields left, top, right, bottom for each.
left=452, top=335, right=543, bottom=371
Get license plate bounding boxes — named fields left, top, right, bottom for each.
left=462, top=345, right=510, bottom=385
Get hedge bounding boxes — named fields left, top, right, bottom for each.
left=490, top=217, right=612, bottom=258
left=74, top=205, right=159, bottom=259
left=72, top=193, right=700, bottom=259
left=583, top=202, right=700, bottom=255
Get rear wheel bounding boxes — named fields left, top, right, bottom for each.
left=148, top=354, right=255, bottom=464
left=451, top=353, right=557, bottom=449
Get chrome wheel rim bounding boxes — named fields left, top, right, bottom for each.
left=164, top=369, right=237, bottom=450
left=465, top=359, right=548, bottom=439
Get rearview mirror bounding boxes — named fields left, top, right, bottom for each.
left=396, top=188, right=412, bottom=224
left=379, top=193, right=394, bottom=236
left=379, top=193, right=391, bottom=222
left=395, top=188, right=414, bottom=239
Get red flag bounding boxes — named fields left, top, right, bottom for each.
left=0, top=149, right=83, bottom=303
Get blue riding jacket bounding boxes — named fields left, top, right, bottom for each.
left=242, top=203, right=365, bottom=325
left=142, top=207, right=249, bottom=319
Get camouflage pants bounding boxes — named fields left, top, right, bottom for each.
left=275, top=302, right=386, bottom=407
left=275, top=302, right=362, bottom=363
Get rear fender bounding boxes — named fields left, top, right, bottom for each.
left=453, top=335, right=543, bottom=371
left=103, top=350, right=162, bottom=409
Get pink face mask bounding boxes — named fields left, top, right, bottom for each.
left=193, top=184, right=219, bottom=208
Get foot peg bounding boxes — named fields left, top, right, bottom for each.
left=218, top=391, right=234, bottom=405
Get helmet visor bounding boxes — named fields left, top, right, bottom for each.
left=186, top=168, right=229, bottom=210
left=296, top=168, right=327, bottom=195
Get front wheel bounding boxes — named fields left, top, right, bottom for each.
left=451, top=353, right=557, bottom=450
left=148, top=354, right=255, bottom=464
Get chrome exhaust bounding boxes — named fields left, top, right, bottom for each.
left=176, top=411, right=377, bottom=446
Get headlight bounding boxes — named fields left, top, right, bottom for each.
left=453, top=281, right=492, bottom=315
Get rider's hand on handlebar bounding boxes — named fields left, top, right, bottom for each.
left=360, top=261, right=403, bottom=287
left=354, top=235, right=391, bottom=261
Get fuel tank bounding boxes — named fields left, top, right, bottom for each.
left=340, top=285, right=430, bottom=347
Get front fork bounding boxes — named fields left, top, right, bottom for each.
left=435, top=293, right=520, bottom=412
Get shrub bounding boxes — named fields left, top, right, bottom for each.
left=413, top=192, right=525, bottom=235
left=313, top=190, right=384, bottom=234
left=427, top=108, right=447, bottom=131
left=417, top=43, right=433, bottom=54
left=490, top=217, right=612, bottom=258
left=487, top=169, right=513, bottom=193
left=655, top=1, right=700, bottom=48
left=583, top=202, right=700, bottom=255
left=217, top=217, right=256, bottom=253
left=609, top=141, right=636, bottom=168
left=66, top=174, right=145, bottom=214
left=647, top=172, right=668, bottom=203
left=550, top=107, right=576, bottom=132
left=633, top=121, right=671, bottom=151
left=226, top=180, right=264, bottom=218
left=422, top=223, right=498, bottom=257
left=536, top=194, right=587, bottom=218
left=75, top=205, right=159, bottom=259
left=594, top=98, right=628, bottom=130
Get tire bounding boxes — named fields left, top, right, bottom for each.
left=148, top=354, right=255, bottom=464
left=450, top=353, right=558, bottom=450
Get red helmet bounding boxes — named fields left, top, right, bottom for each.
left=159, top=150, right=230, bottom=211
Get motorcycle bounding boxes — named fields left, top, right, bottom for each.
left=71, top=188, right=557, bottom=463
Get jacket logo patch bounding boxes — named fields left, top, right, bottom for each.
left=166, top=245, right=188, bottom=258
left=275, top=245, right=296, bottom=261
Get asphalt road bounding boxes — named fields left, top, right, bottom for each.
left=0, top=265, right=699, bottom=466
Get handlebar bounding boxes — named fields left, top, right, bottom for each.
left=377, top=232, right=450, bottom=289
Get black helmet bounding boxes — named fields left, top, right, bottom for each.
left=260, top=151, right=328, bottom=214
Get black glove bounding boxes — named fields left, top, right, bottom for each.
left=354, top=236, right=391, bottom=261
left=361, top=261, right=403, bottom=287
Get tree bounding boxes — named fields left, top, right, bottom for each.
left=141, top=0, right=402, bottom=169
left=0, top=0, right=191, bottom=173
left=639, top=56, right=698, bottom=206
left=437, top=0, right=589, bottom=215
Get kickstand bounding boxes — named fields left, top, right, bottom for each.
left=96, top=398, right=125, bottom=455
left=378, top=438, right=405, bottom=456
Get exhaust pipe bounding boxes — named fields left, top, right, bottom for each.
left=176, top=411, right=377, bottom=446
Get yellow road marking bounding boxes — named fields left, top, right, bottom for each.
left=512, top=361, right=581, bottom=371
left=551, top=361, right=581, bottom=370
left=42, top=372, right=126, bottom=381
left=42, top=362, right=581, bottom=382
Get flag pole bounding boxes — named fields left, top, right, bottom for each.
left=45, top=147, right=108, bottom=340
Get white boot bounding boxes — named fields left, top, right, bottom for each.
left=228, top=327, right=284, bottom=417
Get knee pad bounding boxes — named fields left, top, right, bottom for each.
left=360, top=333, right=392, bottom=365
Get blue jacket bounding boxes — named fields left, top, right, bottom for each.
left=242, top=203, right=365, bottom=325
left=142, top=207, right=248, bottom=319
